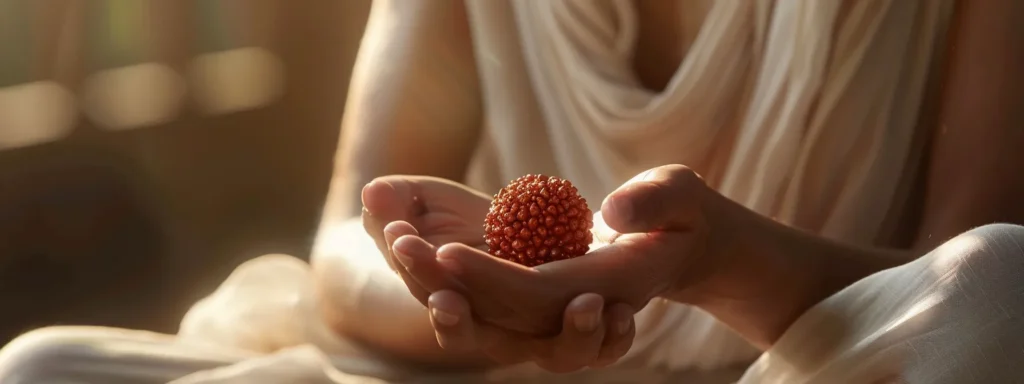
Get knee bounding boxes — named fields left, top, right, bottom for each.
left=930, top=223, right=1024, bottom=289
left=0, top=327, right=96, bottom=381
left=964, top=222, right=1024, bottom=240
left=901, top=224, right=1024, bottom=381
left=943, top=223, right=1024, bottom=261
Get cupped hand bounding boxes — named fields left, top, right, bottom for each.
left=384, top=220, right=636, bottom=372
left=361, top=175, right=638, bottom=371
left=360, top=175, right=491, bottom=295
left=395, top=165, right=725, bottom=357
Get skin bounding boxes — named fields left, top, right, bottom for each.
left=327, top=0, right=482, bottom=221
left=316, top=0, right=1024, bottom=373
left=350, top=176, right=636, bottom=372
left=360, top=177, right=636, bottom=371
left=390, top=165, right=905, bottom=352
left=312, top=0, right=485, bottom=368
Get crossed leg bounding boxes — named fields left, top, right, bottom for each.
left=742, top=224, right=1024, bottom=383
left=2, top=223, right=1022, bottom=383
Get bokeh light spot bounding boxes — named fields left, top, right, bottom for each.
left=188, top=47, right=285, bottom=115
left=80, top=62, right=186, bottom=131
left=0, top=81, right=78, bottom=150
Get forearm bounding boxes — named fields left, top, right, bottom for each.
left=326, top=0, right=483, bottom=222
left=675, top=192, right=910, bottom=350
left=679, top=0, right=1024, bottom=349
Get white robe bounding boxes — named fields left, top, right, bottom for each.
left=10, top=1, right=1020, bottom=383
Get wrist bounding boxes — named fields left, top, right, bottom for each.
left=665, top=188, right=906, bottom=349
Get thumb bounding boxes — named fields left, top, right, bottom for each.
left=600, top=165, right=707, bottom=234
left=361, top=177, right=423, bottom=222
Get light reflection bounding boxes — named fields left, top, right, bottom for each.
left=928, top=233, right=982, bottom=275
left=882, top=234, right=984, bottom=335
left=882, top=291, right=946, bottom=335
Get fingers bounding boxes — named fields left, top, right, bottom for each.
left=429, top=291, right=534, bottom=365
left=362, top=175, right=491, bottom=222
left=360, top=175, right=491, bottom=258
left=382, top=222, right=431, bottom=304
left=434, top=242, right=650, bottom=334
left=593, top=303, right=635, bottom=367
left=435, top=243, right=553, bottom=334
left=427, top=290, right=477, bottom=352
left=435, top=243, right=537, bottom=289
left=600, top=164, right=707, bottom=234
left=361, top=177, right=435, bottom=264
left=532, top=298, right=634, bottom=372
left=391, top=234, right=465, bottom=306
left=428, top=291, right=634, bottom=372
left=362, top=179, right=418, bottom=269
left=530, top=293, right=606, bottom=373
left=590, top=211, right=623, bottom=245
left=362, top=178, right=424, bottom=221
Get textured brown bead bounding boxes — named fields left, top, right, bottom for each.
left=484, top=174, right=594, bottom=266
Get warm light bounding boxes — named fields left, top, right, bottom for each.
left=929, top=233, right=983, bottom=274
left=188, top=47, right=285, bottom=115
left=0, top=81, right=77, bottom=150
left=80, top=62, right=186, bottom=130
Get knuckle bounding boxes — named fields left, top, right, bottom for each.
left=662, top=164, right=704, bottom=191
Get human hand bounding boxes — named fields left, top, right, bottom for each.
left=396, top=165, right=725, bottom=345
left=360, top=175, right=492, bottom=283
left=386, top=221, right=636, bottom=372
left=362, top=176, right=638, bottom=371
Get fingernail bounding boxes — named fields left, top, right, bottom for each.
left=574, top=312, right=599, bottom=333
left=437, top=257, right=463, bottom=275
left=431, top=307, right=460, bottom=326
left=394, top=249, right=414, bottom=268
left=617, top=318, right=632, bottom=334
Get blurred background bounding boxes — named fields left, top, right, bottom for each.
left=0, top=0, right=372, bottom=343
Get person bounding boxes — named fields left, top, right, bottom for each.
left=2, top=0, right=1023, bottom=382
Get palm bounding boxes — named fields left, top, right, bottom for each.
left=409, top=194, right=488, bottom=250
left=362, top=176, right=491, bottom=258
left=362, top=176, right=673, bottom=336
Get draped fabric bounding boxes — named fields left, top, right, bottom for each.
left=0, top=1, right=962, bottom=383
left=463, top=0, right=953, bottom=374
